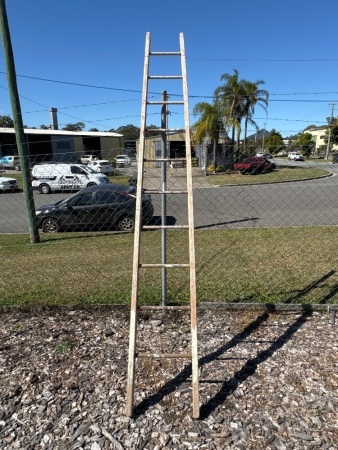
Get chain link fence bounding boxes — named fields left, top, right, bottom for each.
left=1, top=151, right=338, bottom=308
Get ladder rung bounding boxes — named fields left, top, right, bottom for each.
left=148, top=75, right=183, bottom=80
left=140, top=263, right=190, bottom=268
left=144, top=190, right=188, bottom=194
left=139, top=305, right=191, bottom=310
left=150, top=51, right=181, bottom=56
left=146, top=128, right=184, bottom=132
left=137, top=352, right=192, bottom=359
left=144, top=157, right=186, bottom=162
left=147, top=101, right=184, bottom=105
left=142, top=225, right=189, bottom=230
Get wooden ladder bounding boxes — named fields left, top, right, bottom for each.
left=125, top=32, right=199, bottom=419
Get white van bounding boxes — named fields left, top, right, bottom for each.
left=31, top=163, right=109, bottom=194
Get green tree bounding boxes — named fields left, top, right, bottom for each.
left=242, top=80, right=269, bottom=152
left=62, top=122, right=85, bottom=131
left=192, top=101, right=224, bottom=172
left=116, top=124, right=140, bottom=140
left=214, top=69, right=244, bottom=160
left=325, top=118, right=338, bottom=148
left=88, top=127, right=99, bottom=132
left=331, top=120, right=338, bottom=146
left=264, top=129, right=285, bottom=155
left=0, top=115, right=14, bottom=127
left=296, top=132, right=314, bottom=157
left=39, top=124, right=50, bottom=130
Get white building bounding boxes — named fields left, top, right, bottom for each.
left=0, top=128, right=124, bottom=162
left=304, top=127, right=338, bottom=154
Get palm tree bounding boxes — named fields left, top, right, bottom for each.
left=242, top=80, right=269, bottom=153
left=192, top=102, right=223, bottom=172
left=214, top=69, right=245, bottom=161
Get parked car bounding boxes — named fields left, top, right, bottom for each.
left=80, top=154, right=99, bottom=165
left=115, top=155, right=131, bottom=167
left=35, top=183, right=154, bottom=233
left=0, top=175, right=19, bottom=192
left=0, top=155, right=20, bottom=170
left=233, top=157, right=276, bottom=174
left=288, top=152, right=304, bottom=161
left=31, top=163, right=109, bottom=194
left=88, top=159, right=114, bottom=175
left=256, top=152, right=273, bottom=159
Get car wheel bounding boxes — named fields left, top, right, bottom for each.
left=39, top=183, right=51, bottom=194
left=41, top=218, right=60, bottom=233
left=118, top=216, right=135, bottom=232
left=87, top=182, right=97, bottom=187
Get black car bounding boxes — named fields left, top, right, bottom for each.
left=36, top=184, right=154, bottom=233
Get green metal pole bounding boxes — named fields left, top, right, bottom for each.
left=0, top=0, right=40, bottom=243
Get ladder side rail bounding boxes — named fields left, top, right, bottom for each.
left=180, top=32, right=200, bottom=419
left=125, top=31, right=151, bottom=418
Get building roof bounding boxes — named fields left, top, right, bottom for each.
left=0, top=127, right=123, bottom=138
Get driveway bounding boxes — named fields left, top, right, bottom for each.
left=1, top=163, right=338, bottom=233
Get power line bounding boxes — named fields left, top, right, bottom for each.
left=1, top=71, right=338, bottom=100
left=188, top=57, right=338, bottom=62
left=0, top=73, right=336, bottom=131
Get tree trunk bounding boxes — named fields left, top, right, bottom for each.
left=213, top=139, right=217, bottom=172
left=243, top=117, right=248, bottom=154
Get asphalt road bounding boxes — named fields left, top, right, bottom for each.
left=1, top=161, right=338, bottom=233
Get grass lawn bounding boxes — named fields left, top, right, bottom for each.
left=4, top=166, right=331, bottom=190
left=1, top=226, right=338, bottom=307
left=206, top=167, right=330, bottom=186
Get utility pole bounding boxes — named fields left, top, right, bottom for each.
left=0, top=0, right=40, bottom=243
left=325, top=103, right=335, bottom=161
left=161, top=90, right=168, bottom=306
left=262, top=124, right=266, bottom=151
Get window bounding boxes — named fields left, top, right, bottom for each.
left=96, top=191, right=118, bottom=204
left=70, top=165, right=87, bottom=175
left=68, top=192, right=93, bottom=206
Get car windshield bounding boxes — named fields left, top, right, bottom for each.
left=57, top=190, right=84, bottom=207
left=83, top=166, right=96, bottom=173
left=55, top=198, right=68, bottom=207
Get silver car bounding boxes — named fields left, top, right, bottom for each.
left=0, top=175, right=19, bottom=192
left=88, top=159, right=114, bottom=175
left=115, top=155, right=131, bottom=167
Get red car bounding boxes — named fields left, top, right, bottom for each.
left=233, top=157, right=276, bottom=175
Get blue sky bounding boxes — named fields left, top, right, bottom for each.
left=0, top=0, right=337, bottom=138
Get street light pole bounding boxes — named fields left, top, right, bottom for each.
left=262, top=124, right=266, bottom=151
left=325, top=103, right=335, bottom=161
